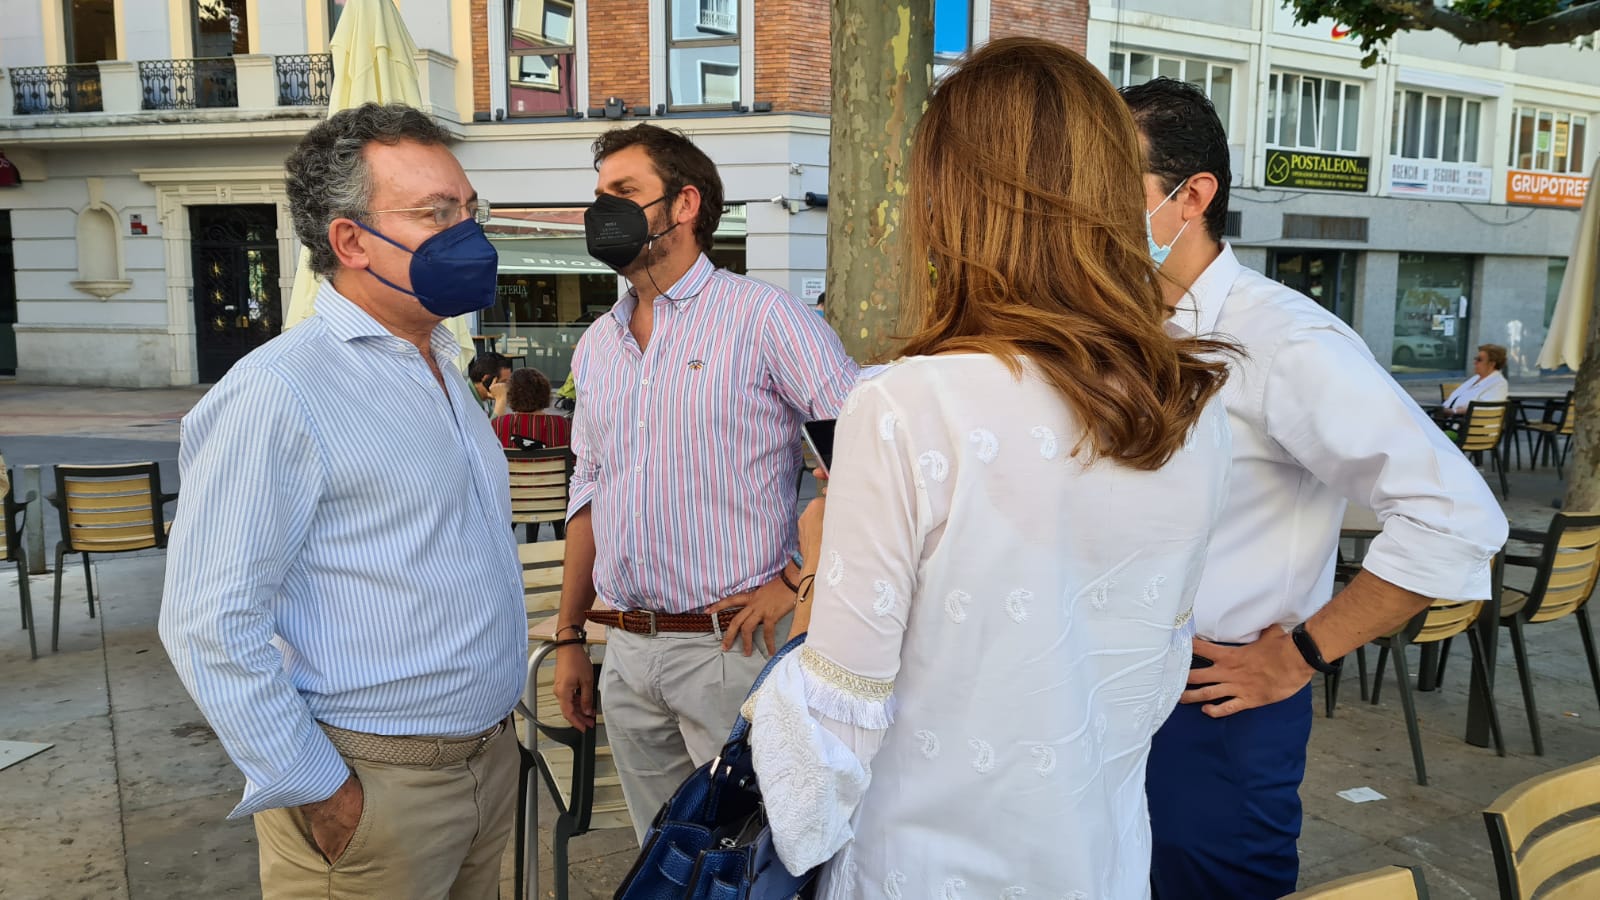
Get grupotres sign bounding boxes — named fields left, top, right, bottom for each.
left=1385, top=160, right=1492, bottom=202
left=1505, top=171, right=1589, bottom=208
left=1264, top=148, right=1370, bottom=192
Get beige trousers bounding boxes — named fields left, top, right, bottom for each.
left=254, top=725, right=518, bottom=900
left=600, top=620, right=789, bottom=842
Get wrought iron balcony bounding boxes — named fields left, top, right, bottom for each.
left=139, top=57, right=238, bottom=110
left=275, top=54, right=333, bottom=106
left=9, top=64, right=104, bottom=115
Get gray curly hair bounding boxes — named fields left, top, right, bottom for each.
left=284, top=103, right=451, bottom=278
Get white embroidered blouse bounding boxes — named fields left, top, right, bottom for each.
left=743, top=354, right=1232, bottom=899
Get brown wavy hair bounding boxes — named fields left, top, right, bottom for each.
left=898, top=37, right=1234, bottom=470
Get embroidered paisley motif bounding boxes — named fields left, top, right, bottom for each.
left=968, top=428, right=999, bottom=463
left=1029, top=425, right=1059, bottom=460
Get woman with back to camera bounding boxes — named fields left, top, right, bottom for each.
left=742, top=37, right=1238, bottom=897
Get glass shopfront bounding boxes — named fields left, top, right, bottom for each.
left=1268, top=249, right=1356, bottom=324
left=482, top=204, right=747, bottom=382
left=1391, top=253, right=1474, bottom=373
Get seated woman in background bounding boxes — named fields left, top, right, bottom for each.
left=1440, top=343, right=1509, bottom=414
left=492, top=368, right=572, bottom=448
left=741, top=37, right=1237, bottom=898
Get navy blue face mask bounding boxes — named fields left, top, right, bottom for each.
left=356, top=218, right=500, bottom=318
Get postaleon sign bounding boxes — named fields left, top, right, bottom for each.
left=1264, top=149, right=1370, bottom=193
left=1505, top=171, right=1589, bottom=209
left=1385, top=160, right=1491, bottom=202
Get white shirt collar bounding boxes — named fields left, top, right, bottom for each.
left=1168, top=243, right=1240, bottom=338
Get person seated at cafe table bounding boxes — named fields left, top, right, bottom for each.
left=492, top=367, right=571, bottom=448
left=1437, top=343, right=1509, bottom=417
left=467, top=351, right=511, bottom=411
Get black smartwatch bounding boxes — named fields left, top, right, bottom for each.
left=1290, top=622, right=1342, bottom=675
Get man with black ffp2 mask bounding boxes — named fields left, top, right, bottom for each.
left=552, top=124, right=858, bottom=841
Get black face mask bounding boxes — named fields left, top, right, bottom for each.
left=584, top=192, right=679, bottom=272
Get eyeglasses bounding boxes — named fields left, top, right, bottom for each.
left=365, top=198, right=491, bottom=227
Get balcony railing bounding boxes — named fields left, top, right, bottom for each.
left=9, top=64, right=103, bottom=115
left=140, top=57, right=238, bottom=110
left=275, top=53, right=333, bottom=106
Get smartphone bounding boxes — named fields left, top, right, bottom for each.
left=801, top=419, right=836, bottom=475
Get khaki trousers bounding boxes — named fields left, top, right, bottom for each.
left=254, top=725, right=518, bottom=900
left=600, top=619, right=789, bottom=842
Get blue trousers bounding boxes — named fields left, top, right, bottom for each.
left=1147, top=683, right=1313, bottom=900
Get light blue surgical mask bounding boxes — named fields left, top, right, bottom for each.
left=1145, top=178, right=1190, bottom=267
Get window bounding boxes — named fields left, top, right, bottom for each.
left=666, top=0, right=740, bottom=108
left=1108, top=50, right=1233, bottom=129
left=1545, top=258, right=1566, bottom=327
left=1508, top=106, right=1588, bottom=174
left=1266, top=72, right=1360, bottom=153
left=934, top=0, right=972, bottom=77
left=1389, top=89, right=1482, bottom=163
left=65, top=0, right=117, bottom=64
left=508, top=0, right=575, bottom=116
left=192, top=0, right=248, bottom=57
left=328, top=0, right=347, bottom=36
left=1391, top=253, right=1473, bottom=373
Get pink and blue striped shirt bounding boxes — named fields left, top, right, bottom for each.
left=568, top=254, right=858, bottom=613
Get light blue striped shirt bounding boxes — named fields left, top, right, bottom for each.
left=159, top=282, right=527, bottom=819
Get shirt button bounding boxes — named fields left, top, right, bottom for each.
left=634, top=512, right=642, bottom=519
left=638, top=420, right=645, bottom=428
left=635, top=465, right=643, bottom=472
left=641, top=378, right=650, bottom=386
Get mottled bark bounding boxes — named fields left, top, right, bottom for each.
left=1564, top=247, right=1600, bottom=512
left=826, top=0, right=933, bottom=363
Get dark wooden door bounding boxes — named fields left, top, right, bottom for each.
left=190, top=205, right=280, bottom=383
left=0, top=211, right=16, bottom=376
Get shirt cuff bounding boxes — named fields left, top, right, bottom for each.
left=1360, top=513, right=1504, bottom=602
left=227, top=729, right=350, bottom=819
left=565, top=480, right=596, bottom=523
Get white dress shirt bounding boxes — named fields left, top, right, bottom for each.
left=1444, top=371, right=1509, bottom=411
left=744, top=356, right=1232, bottom=896
left=1172, top=245, right=1507, bottom=643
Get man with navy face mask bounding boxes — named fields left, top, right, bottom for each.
left=160, top=104, right=526, bottom=899
left=1121, top=79, right=1507, bottom=899
left=550, top=124, right=858, bottom=840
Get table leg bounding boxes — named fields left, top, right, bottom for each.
left=1465, top=583, right=1501, bottom=748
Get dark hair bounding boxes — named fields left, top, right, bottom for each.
left=900, top=37, right=1234, bottom=471
left=1478, top=343, right=1507, bottom=372
left=468, top=352, right=509, bottom=386
left=284, top=103, right=452, bottom=277
left=1119, top=78, right=1231, bottom=242
left=506, top=367, right=551, bottom=412
left=592, top=124, right=724, bottom=253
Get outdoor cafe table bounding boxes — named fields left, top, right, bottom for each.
left=1340, top=505, right=1500, bottom=749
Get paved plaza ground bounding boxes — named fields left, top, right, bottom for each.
left=1, top=377, right=1596, bottom=899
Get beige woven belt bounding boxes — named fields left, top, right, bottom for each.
left=318, top=718, right=507, bottom=768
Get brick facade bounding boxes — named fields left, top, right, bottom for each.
left=587, top=0, right=651, bottom=111
left=472, top=0, right=491, bottom=116
left=990, top=0, right=1089, bottom=56
left=754, top=0, right=830, bottom=114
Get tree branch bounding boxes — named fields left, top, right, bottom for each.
left=1379, top=0, right=1600, bottom=48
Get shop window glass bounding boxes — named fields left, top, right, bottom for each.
left=1391, top=253, right=1473, bottom=373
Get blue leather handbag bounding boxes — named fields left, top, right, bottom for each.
left=613, top=634, right=818, bottom=900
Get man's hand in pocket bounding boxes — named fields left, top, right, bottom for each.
left=301, top=773, right=364, bottom=863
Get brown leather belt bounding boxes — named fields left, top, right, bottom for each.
left=586, top=607, right=743, bottom=636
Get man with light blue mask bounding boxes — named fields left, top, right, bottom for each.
left=160, top=103, right=526, bottom=900
left=1122, top=79, right=1507, bottom=900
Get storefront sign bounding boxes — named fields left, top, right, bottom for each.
left=1264, top=149, right=1370, bottom=192
left=1506, top=170, right=1589, bottom=208
left=1385, top=160, right=1491, bottom=202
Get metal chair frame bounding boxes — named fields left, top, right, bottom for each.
left=3, top=472, right=39, bottom=659
left=1496, top=513, right=1600, bottom=756
left=48, top=462, right=176, bottom=651
left=1484, top=756, right=1600, bottom=900
left=1454, top=400, right=1510, bottom=499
